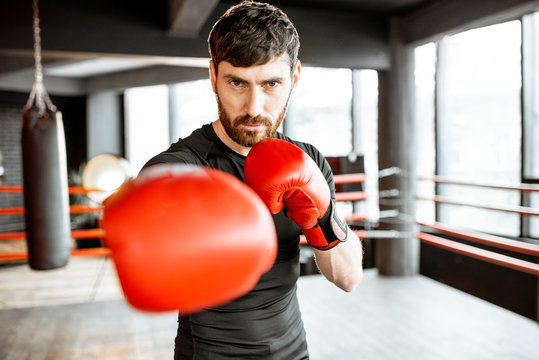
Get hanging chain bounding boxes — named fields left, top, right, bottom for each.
left=26, top=0, right=56, bottom=113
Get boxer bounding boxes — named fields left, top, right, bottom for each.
left=104, top=2, right=363, bottom=359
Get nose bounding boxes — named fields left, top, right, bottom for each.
left=244, top=88, right=264, bottom=117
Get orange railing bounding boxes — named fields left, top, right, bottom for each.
left=4, top=173, right=537, bottom=276
left=0, top=247, right=111, bottom=262
left=417, top=176, right=539, bottom=275
left=0, top=184, right=107, bottom=263
left=1, top=173, right=368, bottom=262
left=417, top=221, right=539, bottom=256
left=417, top=231, right=539, bottom=275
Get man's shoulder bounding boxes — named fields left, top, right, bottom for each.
left=142, top=125, right=213, bottom=170
left=274, top=132, right=323, bottom=160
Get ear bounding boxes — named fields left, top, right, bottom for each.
left=291, top=59, right=301, bottom=93
left=209, top=60, right=217, bottom=93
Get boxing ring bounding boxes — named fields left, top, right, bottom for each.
left=0, top=172, right=368, bottom=263
left=1, top=170, right=539, bottom=359
left=0, top=184, right=108, bottom=261
left=1, top=170, right=538, bottom=274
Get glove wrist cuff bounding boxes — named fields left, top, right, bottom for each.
left=303, top=202, right=348, bottom=250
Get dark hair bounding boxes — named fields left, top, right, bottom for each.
left=208, top=1, right=300, bottom=72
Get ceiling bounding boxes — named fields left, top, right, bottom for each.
left=4, top=0, right=539, bottom=91
left=0, top=0, right=433, bottom=79
left=262, top=0, right=433, bottom=14
left=27, top=0, right=537, bottom=94
left=7, top=0, right=539, bottom=95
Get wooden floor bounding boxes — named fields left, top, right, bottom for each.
left=1, top=257, right=538, bottom=360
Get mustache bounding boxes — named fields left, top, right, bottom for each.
left=234, top=115, right=272, bottom=127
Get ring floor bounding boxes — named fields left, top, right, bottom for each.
left=1, top=257, right=538, bottom=360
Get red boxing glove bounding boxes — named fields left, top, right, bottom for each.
left=102, top=164, right=277, bottom=313
left=244, top=138, right=347, bottom=250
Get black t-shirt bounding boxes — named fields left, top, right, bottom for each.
left=143, top=124, right=336, bottom=360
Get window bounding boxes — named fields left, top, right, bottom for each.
left=414, top=43, right=437, bottom=225
left=169, top=79, right=218, bottom=142
left=353, top=69, right=380, bottom=222
left=124, top=85, right=169, bottom=173
left=523, top=11, right=539, bottom=238
left=285, top=67, right=353, bottom=156
left=436, top=21, right=522, bottom=236
left=523, top=11, right=539, bottom=180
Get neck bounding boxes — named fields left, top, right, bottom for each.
left=212, top=119, right=251, bottom=157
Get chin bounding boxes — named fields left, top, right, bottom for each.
left=235, top=132, right=266, bottom=147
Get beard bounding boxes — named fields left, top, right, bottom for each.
left=216, top=92, right=291, bottom=147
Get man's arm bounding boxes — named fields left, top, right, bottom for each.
left=313, top=228, right=363, bottom=292
left=244, top=138, right=364, bottom=291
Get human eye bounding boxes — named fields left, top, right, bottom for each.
left=265, top=80, right=280, bottom=89
left=228, top=79, right=245, bottom=89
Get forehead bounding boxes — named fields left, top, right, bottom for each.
left=217, top=55, right=292, bottom=80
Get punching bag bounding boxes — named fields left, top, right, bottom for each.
left=21, top=0, right=71, bottom=270
left=22, top=105, right=71, bottom=270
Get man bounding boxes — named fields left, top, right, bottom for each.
left=143, top=1, right=363, bottom=358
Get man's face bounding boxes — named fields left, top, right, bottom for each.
left=210, top=55, right=300, bottom=147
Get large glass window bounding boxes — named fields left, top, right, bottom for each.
left=169, top=79, right=217, bottom=142
left=285, top=67, right=353, bottom=156
left=353, top=70, right=380, bottom=222
left=523, top=11, right=539, bottom=238
left=436, top=21, right=522, bottom=236
left=523, top=12, right=539, bottom=180
left=414, top=43, right=437, bottom=225
left=124, top=85, right=169, bottom=173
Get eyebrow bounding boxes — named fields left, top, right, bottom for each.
left=223, top=74, right=286, bottom=85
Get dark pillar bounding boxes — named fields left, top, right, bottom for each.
left=376, top=18, right=419, bottom=276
